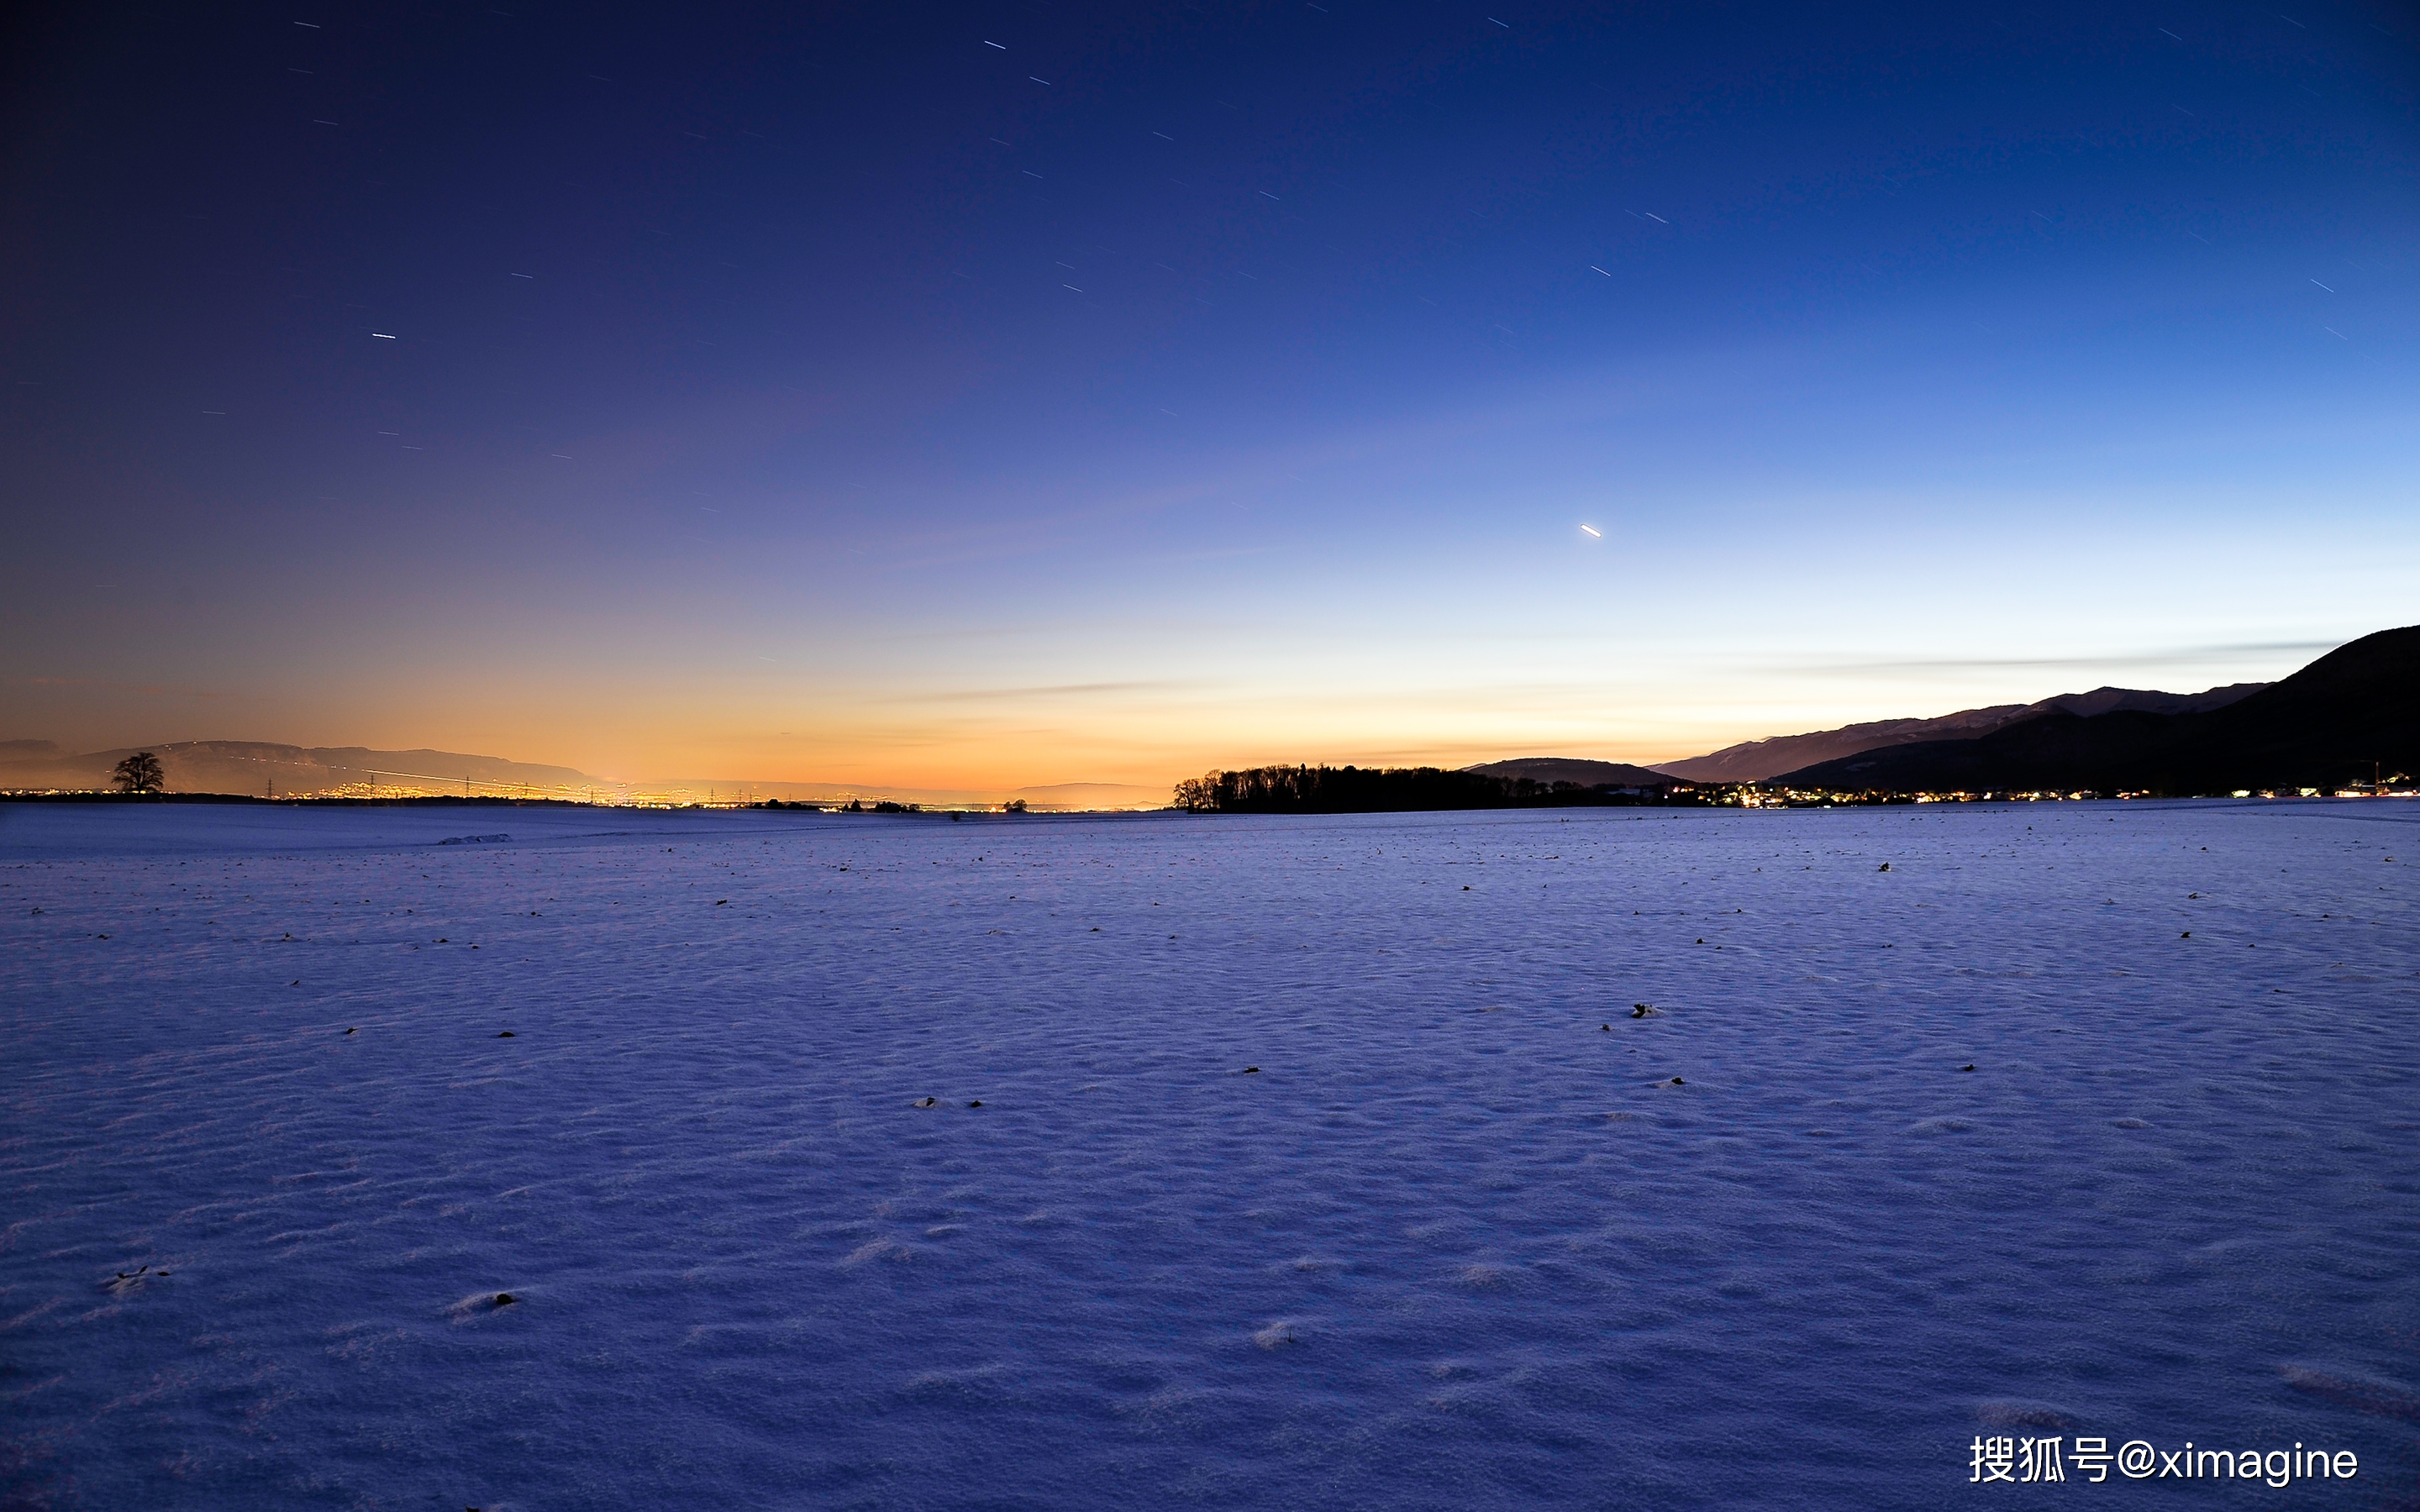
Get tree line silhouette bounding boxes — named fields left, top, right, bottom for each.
left=1174, top=764, right=1685, bottom=814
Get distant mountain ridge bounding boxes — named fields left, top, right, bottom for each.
left=0, top=740, right=607, bottom=798
left=0, top=739, right=1165, bottom=808
left=1655, top=683, right=2267, bottom=784
left=1774, top=627, right=2417, bottom=795
left=1462, top=758, right=1678, bottom=789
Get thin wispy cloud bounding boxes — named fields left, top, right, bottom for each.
left=1807, top=640, right=2344, bottom=675
left=875, top=680, right=1198, bottom=704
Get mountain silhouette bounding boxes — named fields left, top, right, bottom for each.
left=0, top=740, right=606, bottom=797
left=1774, top=627, right=2417, bottom=794
left=1656, top=683, right=2265, bottom=784
left=1463, top=758, right=1678, bottom=789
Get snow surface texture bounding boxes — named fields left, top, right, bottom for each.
left=2, top=801, right=2415, bottom=1509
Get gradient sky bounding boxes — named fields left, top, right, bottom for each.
left=4, top=0, right=2416, bottom=790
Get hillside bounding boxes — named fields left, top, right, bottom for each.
left=1775, top=628, right=2416, bottom=794
left=0, top=740, right=608, bottom=798
left=0, top=739, right=1170, bottom=809
left=1656, top=683, right=2265, bottom=784
left=1462, top=758, right=1679, bottom=789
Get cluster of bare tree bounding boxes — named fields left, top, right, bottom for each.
left=1174, top=764, right=1671, bottom=814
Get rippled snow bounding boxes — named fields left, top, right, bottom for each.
left=2, top=799, right=2414, bottom=1509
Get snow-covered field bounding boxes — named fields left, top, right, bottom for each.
left=3, top=800, right=2414, bottom=1509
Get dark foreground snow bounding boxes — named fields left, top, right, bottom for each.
left=2, top=800, right=2414, bottom=1509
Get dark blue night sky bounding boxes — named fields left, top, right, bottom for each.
left=4, top=1, right=2415, bottom=785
